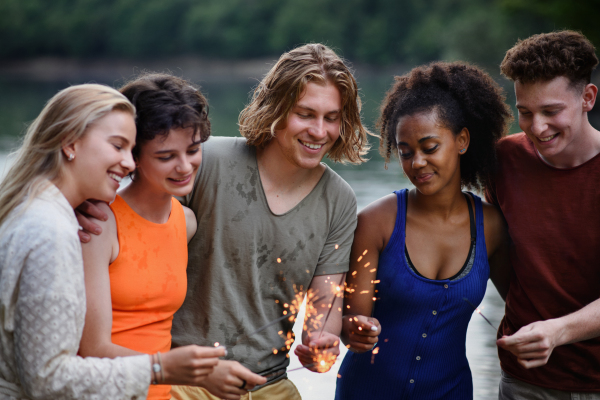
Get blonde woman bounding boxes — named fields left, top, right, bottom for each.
left=0, top=84, right=222, bottom=399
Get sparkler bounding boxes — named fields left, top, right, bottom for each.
left=463, top=297, right=497, bottom=331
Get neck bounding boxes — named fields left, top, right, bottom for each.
left=119, top=178, right=173, bottom=224
left=51, top=174, right=84, bottom=209
left=256, top=145, right=322, bottom=191
left=411, top=184, right=465, bottom=220
left=541, top=118, right=600, bottom=168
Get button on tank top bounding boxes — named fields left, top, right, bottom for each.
left=109, top=195, right=188, bottom=400
left=336, top=189, right=489, bottom=399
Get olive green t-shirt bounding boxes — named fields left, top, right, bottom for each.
left=171, top=136, right=357, bottom=382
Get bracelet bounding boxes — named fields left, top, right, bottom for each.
left=157, top=351, right=165, bottom=383
left=151, top=353, right=161, bottom=385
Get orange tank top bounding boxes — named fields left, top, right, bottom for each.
left=109, top=195, right=188, bottom=400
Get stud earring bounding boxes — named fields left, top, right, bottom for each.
left=460, top=148, right=466, bottom=154
left=68, top=153, right=75, bottom=161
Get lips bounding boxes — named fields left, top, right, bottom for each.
left=168, top=174, right=192, bottom=185
left=537, top=133, right=559, bottom=143
left=108, top=172, right=123, bottom=184
left=299, top=140, right=324, bottom=150
left=415, top=173, right=434, bottom=183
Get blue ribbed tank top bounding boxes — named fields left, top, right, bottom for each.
left=335, top=189, right=489, bottom=399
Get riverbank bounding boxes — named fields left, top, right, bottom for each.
left=0, top=56, right=407, bottom=84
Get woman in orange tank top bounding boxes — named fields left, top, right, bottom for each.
left=79, top=74, right=226, bottom=399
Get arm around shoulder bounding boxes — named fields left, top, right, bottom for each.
left=482, top=201, right=512, bottom=301
left=183, top=205, right=197, bottom=243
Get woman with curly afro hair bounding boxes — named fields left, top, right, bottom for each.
left=336, top=62, right=513, bottom=399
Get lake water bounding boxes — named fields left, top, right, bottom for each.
left=0, top=66, right=505, bottom=399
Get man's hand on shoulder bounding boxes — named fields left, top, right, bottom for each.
left=75, top=200, right=108, bottom=242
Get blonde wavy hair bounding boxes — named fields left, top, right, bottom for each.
left=0, top=84, right=135, bottom=225
left=238, top=43, right=370, bottom=164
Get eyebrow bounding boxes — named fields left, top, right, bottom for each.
left=295, top=104, right=341, bottom=114
left=111, top=135, right=131, bottom=145
left=153, top=143, right=200, bottom=155
left=516, top=103, right=565, bottom=109
left=397, top=135, right=438, bottom=146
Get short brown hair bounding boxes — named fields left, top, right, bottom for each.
left=501, top=30, right=598, bottom=87
left=119, top=73, right=211, bottom=161
left=238, top=43, right=370, bottom=164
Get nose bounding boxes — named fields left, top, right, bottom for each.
left=175, top=155, right=193, bottom=175
left=121, top=150, right=136, bottom=174
left=412, top=152, right=427, bottom=169
left=529, top=114, right=547, bottom=135
left=308, top=118, right=327, bottom=140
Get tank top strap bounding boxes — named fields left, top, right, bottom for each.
left=169, top=196, right=186, bottom=229
left=466, top=191, right=487, bottom=255
left=384, top=189, right=409, bottom=255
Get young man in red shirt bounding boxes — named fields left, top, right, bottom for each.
left=487, top=31, right=600, bottom=398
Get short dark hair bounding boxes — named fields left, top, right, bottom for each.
left=501, top=30, right=598, bottom=88
left=119, top=73, right=211, bottom=160
left=379, top=62, right=512, bottom=191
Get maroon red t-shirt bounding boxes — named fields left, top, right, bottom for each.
left=486, top=132, right=600, bottom=391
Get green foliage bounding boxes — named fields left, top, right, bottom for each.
left=0, top=0, right=597, bottom=66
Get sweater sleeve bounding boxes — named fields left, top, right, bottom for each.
left=13, top=218, right=150, bottom=400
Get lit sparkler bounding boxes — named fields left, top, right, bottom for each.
left=463, top=297, right=497, bottom=331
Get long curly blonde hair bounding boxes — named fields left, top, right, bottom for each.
left=238, top=43, right=370, bottom=164
left=0, top=84, right=135, bottom=225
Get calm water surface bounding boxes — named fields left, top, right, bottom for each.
left=0, top=70, right=505, bottom=399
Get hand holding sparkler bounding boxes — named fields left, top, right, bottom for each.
left=496, top=319, right=564, bottom=369
left=294, top=331, right=341, bottom=373
left=341, top=314, right=380, bottom=353
left=201, top=360, right=266, bottom=399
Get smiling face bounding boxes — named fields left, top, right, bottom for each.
left=270, top=81, right=342, bottom=171
left=515, top=76, right=593, bottom=167
left=68, top=110, right=136, bottom=203
left=396, top=110, right=468, bottom=196
left=133, top=127, right=202, bottom=197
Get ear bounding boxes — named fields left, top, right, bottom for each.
left=62, top=141, right=77, bottom=161
left=582, top=83, right=598, bottom=113
left=457, top=127, right=470, bottom=154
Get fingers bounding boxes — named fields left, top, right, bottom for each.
left=78, top=200, right=109, bottom=221
left=349, top=316, right=380, bottom=337
left=76, top=212, right=102, bottom=238
left=235, top=365, right=266, bottom=387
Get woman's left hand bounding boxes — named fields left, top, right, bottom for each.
left=341, top=314, right=380, bottom=353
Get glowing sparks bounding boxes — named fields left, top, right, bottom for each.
left=352, top=271, right=357, bottom=276
left=363, top=250, right=368, bottom=255
left=364, top=262, right=371, bottom=268
left=335, top=244, right=339, bottom=249
left=277, top=258, right=282, bottom=263
left=357, top=256, right=363, bottom=262
left=214, top=342, right=220, bottom=347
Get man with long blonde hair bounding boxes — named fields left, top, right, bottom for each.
left=80, top=43, right=369, bottom=399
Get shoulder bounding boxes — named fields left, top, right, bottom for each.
left=81, top=202, right=117, bottom=255
left=358, top=193, right=397, bottom=225
left=321, top=166, right=356, bottom=201
left=497, top=132, right=532, bottom=155
left=203, top=136, right=250, bottom=155
left=480, top=198, right=507, bottom=251
left=182, top=205, right=198, bottom=242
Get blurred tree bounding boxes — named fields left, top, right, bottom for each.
left=0, top=0, right=596, bottom=66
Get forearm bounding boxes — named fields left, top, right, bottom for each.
left=79, top=339, right=143, bottom=359
left=554, top=297, right=600, bottom=346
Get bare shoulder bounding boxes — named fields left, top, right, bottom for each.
left=81, top=202, right=117, bottom=262
left=356, top=193, right=398, bottom=247
left=481, top=199, right=507, bottom=254
left=182, top=205, right=197, bottom=243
